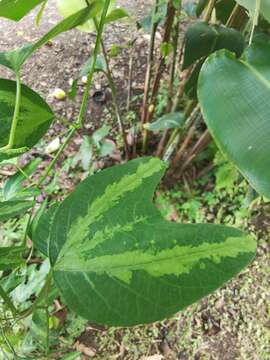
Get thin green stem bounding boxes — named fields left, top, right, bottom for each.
left=35, top=0, right=111, bottom=187
left=37, top=127, right=76, bottom=187
left=19, top=270, right=53, bottom=320
left=45, top=274, right=51, bottom=356
left=249, top=0, right=261, bottom=45
left=203, top=0, right=216, bottom=22
left=0, top=284, right=18, bottom=318
left=93, top=17, right=129, bottom=158
left=36, top=0, right=48, bottom=26
left=78, top=0, right=111, bottom=128
left=0, top=327, right=18, bottom=359
left=0, top=73, right=21, bottom=150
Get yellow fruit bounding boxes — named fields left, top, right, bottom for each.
left=53, top=88, right=66, bottom=101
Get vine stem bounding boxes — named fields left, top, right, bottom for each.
left=0, top=72, right=21, bottom=150
left=19, top=1, right=112, bottom=324
left=0, top=327, right=18, bottom=359
left=19, top=270, right=53, bottom=320
left=141, top=0, right=160, bottom=125
left=0, top=284, right=18, bottom=318
left=249, top=0, right=261, bottom=45
left=35, top=0, right=111, bottom=187
left=203, top=0, right=216, bottom=22
left=79, top=1, right=111, bottom=128
left=93, top=17, right=129, bottom=158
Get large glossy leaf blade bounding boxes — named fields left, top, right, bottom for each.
left=49, top=158, right=256, bottom=326
left=0, top=0, right=44, bottom=21
left=198, top=46, right=270, bottom=198
left=0, top=200, right=33, bottom=221
left=183, top=22, right=245, bottom=69
left=0, top=2, right=102, bottom=72
left=0, top=79, right=54, bottom=159
left=243, top=41, right=270, bottom=81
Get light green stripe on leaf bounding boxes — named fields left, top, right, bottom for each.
left=55, top=235, right=256, bottom=284
left=66, top=158, right=164, bottom=245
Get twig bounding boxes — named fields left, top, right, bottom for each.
left=141, top=0, right=160, bottom=124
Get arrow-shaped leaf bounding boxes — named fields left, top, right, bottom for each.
left=49, top=157, right=256, bottom=326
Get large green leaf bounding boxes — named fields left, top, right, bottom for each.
left=0, top=200, right=33, bottom=221
left=198, top=43, right=270, bottom=198
left=0, top=246, right=25, bottom=270
left=183, top=22, right=245, bottom=69
left=0, top=0, right=44, bottom=21
left=236, top=0, right=270, bottom=23
left=0, top=79, right=54, bottom=159
left=48, top=157, right=256, bottom=326
left=0, top=2, right=102, bottom=72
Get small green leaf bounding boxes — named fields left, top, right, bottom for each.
left=198, top=43, right=270, bottom=198
left=3, top=158, right=41, bottom=200
left=49, top=157, right=256, bottom=326
left=104, top=7, right=129, bottom=24
left=183, top=22, right=245, bottom=69
left=81, top=55, right=107, bottom=77
left=0, top=246, right=25, bottom=270
left=92, top=125, right=111, bottom=144
left=145, top=112, right=185, bottom=132
left=0, top=200, right=33, bottom=222
left=0, top=79, right=54, bottom=159
left=31, top=203, right=59, bottom=256
left=0, top=0, right=44, bottom=21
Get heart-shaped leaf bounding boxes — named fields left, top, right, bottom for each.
left=183, top=22, right=245, bottom=69
left=198, top=43, right=270, bottom=198
left=0, top=0, right=44, bottom=21
left=48, top=157, right=256, bottom=326
left=0, top=79, right=54, bottom=159
left=0, top=2, right=102, bottom=72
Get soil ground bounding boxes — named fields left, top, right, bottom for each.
left=0, top=2, right=269, bottom=360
